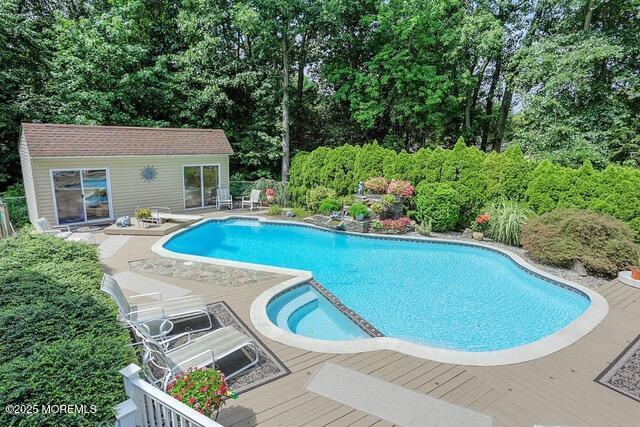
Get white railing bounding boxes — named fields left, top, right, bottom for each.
left=116, top=364, right=224, bottom=427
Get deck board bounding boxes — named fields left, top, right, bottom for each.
left=103, top=222, right=640, bottom=427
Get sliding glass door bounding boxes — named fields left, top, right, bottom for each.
left=183, top=165, right=219, bottom=209
left=52, top=168, right=112, bottom=224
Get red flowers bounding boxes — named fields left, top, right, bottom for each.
left=265, top=188, right=276, bottom=197
left=387, top=179, right=414, bottom=197
left=167, top=367, right=238, bottom=420
left=381, top=217, right=412, bottom=229
left=476, top=213, right=489, bottom=224
left=364, top=176, right=389, bottom=194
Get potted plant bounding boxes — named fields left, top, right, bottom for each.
left=631, top=254, right=640, bottom=280
left=167, top=367, right=237, bottom=420
left=471, top=212, right=490, bottom=240
left=134, top=207, right=152, bottom=228
left=349, top=202, right=370, bottom=221
left=265, top=188, right=276, bottom=203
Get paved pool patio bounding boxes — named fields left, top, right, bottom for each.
left=99, top=211, right=640, bottom=426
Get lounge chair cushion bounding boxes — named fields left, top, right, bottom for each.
left=165, top=326, right=252, bottom=371
left=130, top=295, right=208, bottom=323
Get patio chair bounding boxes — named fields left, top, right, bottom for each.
left=100, top=274, right=213, bottom=333
left=216, top=187, right=233, bottom=210
left=241, top=189, right=262, bottom=211
left=132, top=322, right=259, bottom=390
left=32, top=217, right=97, bottom=244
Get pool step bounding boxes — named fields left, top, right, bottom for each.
left=276, top=291, right=318, bottom=332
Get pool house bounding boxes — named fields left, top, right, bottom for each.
left=18, top=123, right=233, bottom=226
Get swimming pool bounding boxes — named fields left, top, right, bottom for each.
left=162, top=218, right=599, bottom=353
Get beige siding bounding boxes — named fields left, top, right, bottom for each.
left=18, top=134, right=39, bottom=224
left=31, top=154, right=230, bottom=225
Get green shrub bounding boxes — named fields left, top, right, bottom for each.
left=415, top=182, right=460, bottom=231
left=520, top=209, right=639, bottom=277
left=291, top=208, right=311, bottom=218
left=348, top=202, right=370, bottom=218
left=0, top=233, right=135, bottom=425
left=416, top=219, right=432, bottom=236
left=484, top=145, right=536, bottom=201
left=442, top=139, right=488, bottom=226
left=381, top=194, right=396, bottom=208
left=485, top=200, right=534, bottom=246
left=306, top=186, right=337, bottom=212
left=266, top=205, right=283, bottom=216
left=319, top=198, right=341, bottom=214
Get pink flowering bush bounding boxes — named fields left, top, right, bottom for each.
left=381, top=216, right=412, bottom=229
left=364, top=176, right=388, bottom=193
left=265, top=188, right=276, bottom=197
left=167, top=367, right=237, bottom=419
left=386, top=179, right=414, bottom=197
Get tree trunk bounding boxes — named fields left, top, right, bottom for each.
left=281, top=37, right=291, bottom=183
left=297, top=33, right=306, bottom=105
left=480, top=58, right=502, bottom=151
left=492, top=87, right=512, bottom=152
left=464, top=59, right=489, bottom=132
left=584, top=0, right=595, bottom=30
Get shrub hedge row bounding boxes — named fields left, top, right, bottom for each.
left=521, top=209, right=639, bottom=277
left=289, top=139, right=640, bottom=239
left=0, top=233, right=135, bottom=426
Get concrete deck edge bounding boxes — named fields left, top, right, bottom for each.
left=152, top=215, right=609, bottom=366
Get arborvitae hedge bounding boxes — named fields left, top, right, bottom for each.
left=289, top=140, right=640, bottom=238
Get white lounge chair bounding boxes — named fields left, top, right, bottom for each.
left=100, top=274, right=213, bottom=333
left=241, top=189, right=262, bottom=211
left=32, top=217, right=97, bottom=244
left=147, top=207, right=202, bottom=223
left=133, top=322, right=259, bottom=390
left=216, top=188, right=233, bottom=210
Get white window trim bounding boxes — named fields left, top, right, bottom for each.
left=182, top=164, right=221, bottom=210
left=49, top=167, right=114, bottom=225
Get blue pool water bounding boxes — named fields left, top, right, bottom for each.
left=266, top=284, right=369, bottom=340
left=164, top=219, right=591, bottom=351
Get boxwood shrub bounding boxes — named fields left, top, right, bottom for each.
left=520, top=209, right=639, bottom=277
left=0, top=233, right=135, bottom=426
left=415, top=182, right=460, bottom=231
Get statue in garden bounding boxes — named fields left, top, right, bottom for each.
left=357, top=181, right=364, bottom=196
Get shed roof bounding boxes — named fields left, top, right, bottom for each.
left=21, top=123, right=234, bottom=157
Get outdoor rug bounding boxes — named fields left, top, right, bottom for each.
left=306, top=362, right=495, bottom=427
left=163, top=301, right=290, bottom=394
left=595, top=334, right=640, bottom=402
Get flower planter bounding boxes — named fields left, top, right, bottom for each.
left=355, top=213, right=365, bottom=221
left=472, top=231, right=484, bottom=241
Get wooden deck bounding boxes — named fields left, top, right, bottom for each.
left=102, top=233, right=640, bottom=427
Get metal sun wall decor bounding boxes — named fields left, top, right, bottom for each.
left=139, top=165, right=158, bottom=183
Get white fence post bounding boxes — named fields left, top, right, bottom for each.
left=116, top=363, right=224, bottom=427
left=119, top=364, right=145, bottom=426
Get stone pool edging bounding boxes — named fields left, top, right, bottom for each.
left=151, top=215, right=610, bottom=366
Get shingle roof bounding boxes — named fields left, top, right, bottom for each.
left=21, top=123, right=234, bottom=157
